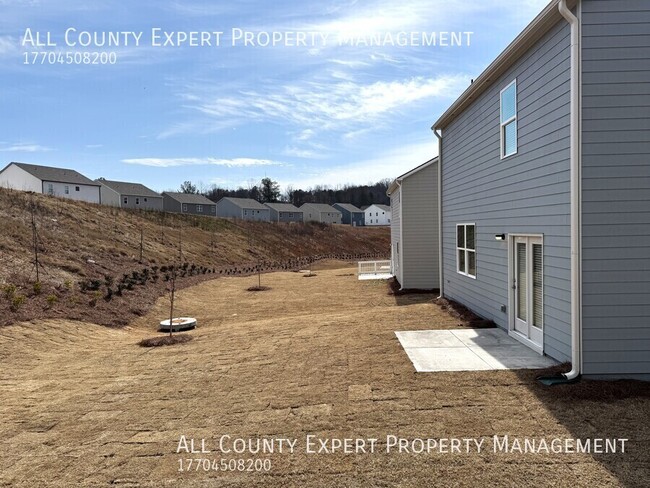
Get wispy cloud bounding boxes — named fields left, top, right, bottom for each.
left=180, top=74, right=467, bottom=131
left=85, top=144, right=103, bottom=149
left=121, top=157, right=285, bottom=168
left=0, top=142, right=52, bottom=152
left=280, top=140, right=437, bottom=189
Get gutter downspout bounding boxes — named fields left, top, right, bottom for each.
left=559, top=0, right=581, bottom=381
left=397, top=180, right=404, bottom=290
left=433, top=129, right=444, bottom=299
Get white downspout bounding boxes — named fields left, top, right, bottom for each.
left=433, top=129, right=444, bottom=298
left=559, top=0, right=581, bottom=380
left=397, top=180, right=404, bottom=290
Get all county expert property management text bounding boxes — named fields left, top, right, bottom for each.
left=178, top=435, right=628, bottom=456
left=22, top=27, right=474, bottom=49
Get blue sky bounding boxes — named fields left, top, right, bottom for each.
left=1, top=0, right=549, bottom=193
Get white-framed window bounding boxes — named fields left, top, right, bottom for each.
left=75, top=186, right=80, bottom=191
left=182, top=204, right=188, bottom=212
left=47, top=183, right=54, bottom=195
left=244, top=210, right=248, bottom=216
left=197, top=205, right=203, bottom=213
left=500, top=79, right=517, bottom=158
left=457, top=223, right=476, bottom=278
left=64, top=185, right=69, bottom=194
left=123, top=197, right=128, bottom=204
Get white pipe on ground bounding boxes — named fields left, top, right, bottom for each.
left=558, top=0, right=582, bottom=380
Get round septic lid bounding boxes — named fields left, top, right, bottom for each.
left=159, top=317, right=197, bottom=331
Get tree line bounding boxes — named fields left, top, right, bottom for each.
left=179, top=178, right=391, bottom=208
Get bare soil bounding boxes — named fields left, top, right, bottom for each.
left=0, top=188, right=389, bottom=327
left=0, top=262, right=648, bottom=487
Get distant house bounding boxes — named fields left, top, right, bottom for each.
left=333, top=203, right=365, bottom=226
left=300, top=203, right=342, bottom=224
left=0, top=162, right=101, bottom=204
left=364, top=204, right=391, bottom=226
left=387, top=158, right=439, bottom=290
left=162, top=192, right=216, bottom=216
left=96, top=178, right=163, bottom=211
left=264, top=202, right=303, bottom=223
left=216, top=197, right=271, bottom=221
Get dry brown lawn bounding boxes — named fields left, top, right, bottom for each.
left=1, top=261, right=648, bottom=487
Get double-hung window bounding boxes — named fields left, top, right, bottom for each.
left=197, top=205, right=203, bottom=213
left=457, top=224, right=476, bottom=278
left=500, top=79, right=517, bottom=158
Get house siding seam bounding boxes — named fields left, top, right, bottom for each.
left=580, top=0, right=650, bottom=378
left=441, top=19, right=572, bottom=362
left=401, top=162, right=439, bottom=290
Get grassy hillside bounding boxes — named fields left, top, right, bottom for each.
left=0, top=188, right=390, bottom=326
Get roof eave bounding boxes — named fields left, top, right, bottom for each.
left=432, top=0, right=575, bottom=130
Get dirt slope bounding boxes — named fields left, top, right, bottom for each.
left=0, top=188, right=389, bottom=326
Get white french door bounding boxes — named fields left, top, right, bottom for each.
left=511, top=235, right=543, bottom=351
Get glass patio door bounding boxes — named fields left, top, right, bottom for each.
left=513, top=236, right=543, bottom=348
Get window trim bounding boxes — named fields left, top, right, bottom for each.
left=456, top=223, right=477, bottom=279
left=182, top=203, right=188, bottom=212
left=500, top=79, right=518, bottom=159
left=197, top=204, right=203, bottom=213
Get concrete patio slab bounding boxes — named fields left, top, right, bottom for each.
left=395, top=328, right=558, bottom=372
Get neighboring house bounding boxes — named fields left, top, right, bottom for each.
left=431, top=0, right=650, bottom=379
left=216, top=197, right=271, bottom=221
left=162, top=192, right=216, bottom=216
left=332, top=203, right=365, bottom=226
left=0, top=162, right=101, bottom=204
left=300, top=203, right=342, bottom=224
left=387, top=158, right=439, bottom=290
left=96, top=178, right=163, bottom=211
left=364, top=204, right=391, bottom=226
left=264, top=202, right=303, bottom=223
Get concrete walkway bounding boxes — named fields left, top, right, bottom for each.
left=396, top=328, right=558, bottom=372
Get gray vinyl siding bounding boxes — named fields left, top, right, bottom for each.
left=580, top=0, right=650, bottom=379
left=163, top=195, right=216, bottom=216
left=120, top=194, right=163, bottom=211
left=333, top=205, right=365, bottom=226
left=441, top=19, right=572, bottom=362
left=390, top=190, right=402, bottom=284
left=217, top=198, right=244, bottom=219
left=268, top=208, right=303, bottom=222
left=162, top=194, right=181, bottom=213
left=401, top=162, right=439, bottom=290
left=100, top=185, right=121, bottom=207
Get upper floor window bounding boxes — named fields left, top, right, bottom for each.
left=500, top=79, right=517, bottom=158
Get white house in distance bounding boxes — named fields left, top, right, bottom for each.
left=96, top=178, right=163, bottom=211
left=300, top=203, right=342, bottom=224
left=0, top=162, right=101, bottom=204
left=387, top=158, right=439, bottom=290
left=364, top=204, right=391, bottom=226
